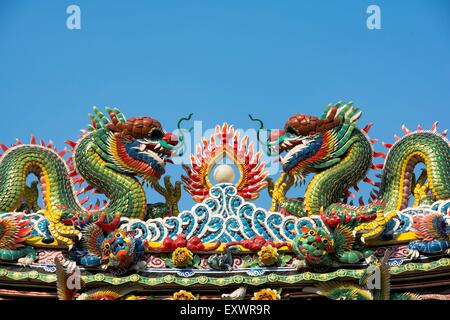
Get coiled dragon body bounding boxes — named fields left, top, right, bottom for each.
left=269, top=102, right=450, bottom=230
left=0, top=107, right=182, bottom=247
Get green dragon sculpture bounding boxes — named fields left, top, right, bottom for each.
left=292, top=225, right=373, bottom=270
left=0, top=107, right=184, bottom=247
left=266, top=102, right=450, bottom=233
left=67, top=215, right=146, bottom=273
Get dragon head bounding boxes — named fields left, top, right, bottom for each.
left=269, top=102, right=363, bottom=183
left=101, top=229, right=139, bottom=269
left=84, top=107, right=186, bottom=182
left=293, top=226, right=334, bottom=266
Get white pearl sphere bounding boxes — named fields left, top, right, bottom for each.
left=213, top=164, right=235, bottom=184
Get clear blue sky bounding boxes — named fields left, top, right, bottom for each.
left=1, top=0, right=449, bottom=211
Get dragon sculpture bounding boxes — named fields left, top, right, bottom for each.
left=0, top=107, right=185, bottom=247
left=67, top=215, right=146, bottom=273
left=263, top=102, right=450, bottom=233
left=292, top=225, right=372, bottom=269
left=0, top=103, right=449, bottom=300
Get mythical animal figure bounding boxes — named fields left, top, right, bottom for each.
left=207, top=245, right=239, bottom=270
left=407, top=211, right=450, bottom=259
left=304, top=250, right=450, bottom=300
left=292, top=225, right=372, bottom=269
left=262, top=102, right=450, bottom=231
left=67, top=216, right=145, bottom=273
left=0, top=213, right=36, bottom=265
left=0, top=107, right=187, bottom=247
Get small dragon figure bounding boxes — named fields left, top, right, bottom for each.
left=100, top=228, right=146, bottom=272
left=261, top=102, right=450, bottom=231
left=0, top=213, right=36, bottom=266
left=292, top=225, right=372, bottom=269
left=407, top=211, right=450, bottom=259
left=67, top=216, right=145, bottom=273
left=207, top=246, right=240, bottom=271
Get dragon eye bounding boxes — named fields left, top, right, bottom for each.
left=115, top=232, right=121, bottom=238
left=149, top=129, right=164, bottom=140
left=308, top=230, right=315, bottom=236
left=322, top=239, right=328, bottom=244
left=104, top=243, right=110, bottom=250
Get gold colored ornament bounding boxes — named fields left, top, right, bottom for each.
left=257, top=245, right=279, bottom=266
left=172, top=247, right=194, bottom=267
left=172, top=290, right=196, bottom=300
left=251, top=288, right=281, bottom=300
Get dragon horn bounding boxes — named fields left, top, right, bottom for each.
left=164, top=113, right=194, bottom=156
left=248, top=114, right=278, bottom=156
left=177, top=113, right=194, bottom=132
left=93, top=106, right=109, bottom=126
left=112, top=107, right=127, bottom=122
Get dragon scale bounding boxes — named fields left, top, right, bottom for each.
left=274, top=102, right=450, bottom=228
left=311, top=130, right=450, bottom=220
left=305, top=129, right=374, bottom=218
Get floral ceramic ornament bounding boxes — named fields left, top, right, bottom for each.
left=172, top=247, right=194, bottom=267
left=172, top=290, right=197, bottom=300
left=257, top=245, right=279, bottom=266
left=251, top=288, right=281, bottom=300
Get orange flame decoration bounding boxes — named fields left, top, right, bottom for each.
left=182, top=123, right=269, bottom=202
